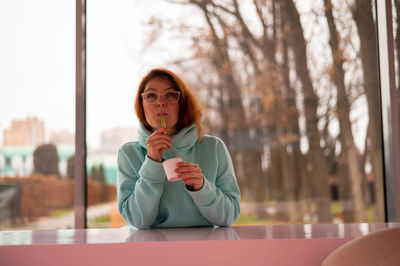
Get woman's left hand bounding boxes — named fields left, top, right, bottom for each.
left=175, top=162, right=204, bottom=191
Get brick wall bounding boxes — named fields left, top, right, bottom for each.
left=0, top=175, right=116, bottom=221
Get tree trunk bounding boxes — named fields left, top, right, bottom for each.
left=280, top=5, right=309, bottom=222
left=269, top=145, right=287, bottom=221
left=324, top=0, right=365, bottom=221
left=337, top=151, right=354, bottom=222
left=242, top=149, right=266, bottom=218
left=204, top=0, right=307, bottom=221
left=197, top=2, right=266, bottom=215
left=281, top=0, right=332, bottom=222
left=353, top=0, right=385, bottom=221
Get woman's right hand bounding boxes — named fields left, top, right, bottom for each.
left=146, top=128, right=173, bottom=162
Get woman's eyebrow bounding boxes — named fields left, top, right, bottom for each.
left=144, top=87, right=175, bottom=92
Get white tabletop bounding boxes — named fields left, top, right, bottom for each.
left=1, top=222, right=398, bottom=245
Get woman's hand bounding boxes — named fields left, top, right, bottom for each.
left=175, top=162, right=204, bottom=191
left=146, top=128, right=172, bottom=162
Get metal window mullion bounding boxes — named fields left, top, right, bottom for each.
left=376, top=0, right=400, bottom=222
left=75, top=0, right=87, bottom=229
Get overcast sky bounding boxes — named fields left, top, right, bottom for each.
left=0, top=0, right=75, bottom=144
left=0, top=0, right=368, bottom=152
left=0, top=0, right=201, bottom=149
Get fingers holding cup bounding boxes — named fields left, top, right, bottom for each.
left=175, top=162, right=204, bottom=190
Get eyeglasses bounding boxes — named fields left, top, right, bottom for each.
left=141, top=91, right=181, bottom=104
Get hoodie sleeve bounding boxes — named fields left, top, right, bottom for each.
left=117, top=148, right=165, bottom=229
left=187, top=139, right=241, bottom=226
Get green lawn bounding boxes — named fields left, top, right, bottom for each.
left=233, top=213, right=274, bottom=225
left=3, top=202, right=379, bottom=229
left=45, top=203, right=381, bottom=228
left=88, top=215, right=111, bottom=229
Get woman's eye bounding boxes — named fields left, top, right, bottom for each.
left=166, top=92, right=178, bottom=99
left=146, top=93, right=157, bottom=100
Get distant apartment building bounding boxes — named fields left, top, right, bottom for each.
left=50, top=130, right=74, bottom=146
left=3, top=117, right=45, bottom=146
left=100, top=127, right=138, bottom=153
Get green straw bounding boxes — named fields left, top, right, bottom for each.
left=161, top=115, right=167, bottom=129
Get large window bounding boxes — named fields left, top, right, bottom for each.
left=85, top=0, right=385, bottom=228
left=0, top=1, right=75, bottom=230
left=2, top=0, right=397, bottom=230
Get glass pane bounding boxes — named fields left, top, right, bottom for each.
left=0, top=1, right=75, bottom=230
left=87, top=0, right=385, bottom=228
left=86, top=0, right=139, bottom=228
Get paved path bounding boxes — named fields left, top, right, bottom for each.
left=9, top=202, right=116, bottom=230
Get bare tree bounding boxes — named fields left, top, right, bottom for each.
left=142, top=0, right=381, bottom=223
left=280, top=0, right=332, bottom=222
left=199, top=1, right=268, bottom=218
left=324, top=0, right=365, bottom=221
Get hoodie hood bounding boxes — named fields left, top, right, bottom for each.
left=138, top=123, right=199, bottom=158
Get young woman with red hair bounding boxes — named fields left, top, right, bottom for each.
left=117, top=68, right=240, bottom=229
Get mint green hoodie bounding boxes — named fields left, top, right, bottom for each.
left=117, top=124, right=240, bottom=229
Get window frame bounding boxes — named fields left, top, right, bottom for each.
left=75, top=0, right=87, bottom=229
left=376, top=0, right=400, bottom=222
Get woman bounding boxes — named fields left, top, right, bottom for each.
left=117, top=68, right=240, bottom=229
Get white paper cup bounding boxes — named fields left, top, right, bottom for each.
left=162, top=157, right=182, bottom=182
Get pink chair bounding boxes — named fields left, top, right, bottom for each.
left=322, top=226, right=400, bottom=266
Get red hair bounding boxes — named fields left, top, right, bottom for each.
left=134, top=68, right=204, bottom=141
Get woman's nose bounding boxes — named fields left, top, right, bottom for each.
left=156, top=95, right=166, bottom=106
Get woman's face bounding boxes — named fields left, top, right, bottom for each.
left=142, top=77, right=180, bottom=135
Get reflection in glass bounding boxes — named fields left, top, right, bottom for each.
left=0, top=230, right=32, bottom=245
left=1, top=223, right=397, bottom=244
left=126, top=226, right=239, bottom=242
